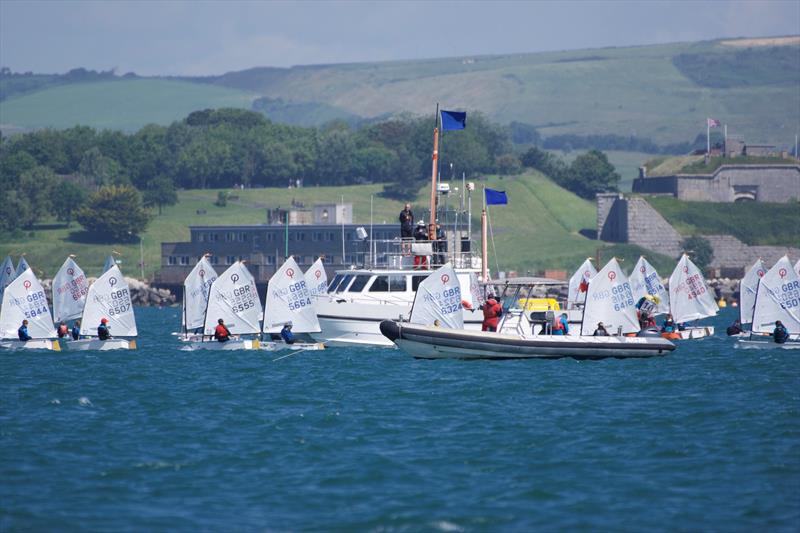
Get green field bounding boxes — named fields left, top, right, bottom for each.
left=0, top=173, right=682, bottom=281
left=0, top=79, right=256, bottom=131
left=647, top=196, right=800, bottom=247
left=2, top=37, right=798, bottom=146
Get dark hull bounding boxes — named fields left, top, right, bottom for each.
left=380, top=321, right=675, bottom=360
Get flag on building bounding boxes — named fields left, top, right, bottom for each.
left=707, top=117, right=721, bottom=128
left=485, top=188, right=508, bottom=205
left=441, top=110, right=467, bottom=131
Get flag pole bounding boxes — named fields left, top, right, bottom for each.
left=481, top=186, right=488, bottom=282
left=429, top=104, right=439, bottom=241
left=707, top=119, right=710, bottom=155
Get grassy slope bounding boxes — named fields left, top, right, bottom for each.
left=205, top=39, right=799, bottom=145
left=1, top=173, right=678, bottom=280
left=647, top=196, right=800, bottom=246
left=0, top=79, right=256, bottom=131
left=1, top=39, right=797, bottom=144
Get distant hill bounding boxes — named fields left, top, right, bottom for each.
left=0, top=79, right=256, bottom=132
left=1, top=37, right=798, bottom=145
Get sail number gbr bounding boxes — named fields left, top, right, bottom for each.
left=21, top=289, right=50, bottom=319
left=108, top=288, right=131, bottom=316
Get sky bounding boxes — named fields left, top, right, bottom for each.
left=1, top=0, right=798, bottom=76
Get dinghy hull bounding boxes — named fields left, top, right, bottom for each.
left=0, top=339, right=61, bottom=351
left=677, top=326, right=714, bottom=339
left=187, top=339, right=260, bottom=350
left=380, top=321, right=675, bottom=360
left=736, top=339, right=800, bottom=350
left=66, top=338, right=137, bottom=351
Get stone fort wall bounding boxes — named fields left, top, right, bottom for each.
left=632, top=164, right=800, bottom=202
left=596, top=193, right=799, bottom=274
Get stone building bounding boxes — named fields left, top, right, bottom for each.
left=632, top=163, right=800, bottom=202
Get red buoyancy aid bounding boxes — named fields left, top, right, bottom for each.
left=214, top=324, right=229, bottom=340
left=482, top=299, right=502, bottom=330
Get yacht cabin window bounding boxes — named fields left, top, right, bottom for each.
left=336, top=274, right=355, bottom=293
left=389, top=275, right=407, bottom=292
left=348, top=275, right=371, bottom=292
left=369, top=276, right=389, bottom=292
left=328, top=274, right=344, bottom=292
left=370, top=275, right=407, bottom=292
left=412, top=275, right=429, bottom=291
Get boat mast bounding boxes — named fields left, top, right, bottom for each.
left=428, top=104, right=439, bottom=241
left=481, top=189, right=488, bottom=282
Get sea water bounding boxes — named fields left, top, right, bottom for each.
left=1, top=307, right=798, bottom=532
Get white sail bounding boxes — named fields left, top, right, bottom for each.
left=0, top=256, right=14, bottom=303
left=0, top=268, right=56, bottom=339
left=203, top=262, right=262, bottom=336
left=469, top=271, right=485, bottom=309
left=102, top=255, right=116, bottom=274
left=14, top=256, right=30, bottom=279
left=263, top=257, right=320, bottom=333
left=751, top=255, right=800, bottom=334
left=52, top=257, right=89, bottom=323
left=567, top=259, right=596, bottom=308
left=183, top=257, right=218, bottom=331
left=580, top=258, right=640, bottom=335
left=795, top=259, right=800, bottom=277
left=668, top=255, right=719, bottom=323
left=629, top=257, right=670, bottom=314
left=410, top=264, right=463, bottom=329
left=304, top=258, right=328, bottom=298
left=80, top=265, right=137, bottom=337
left=739, top=259, right=766, bottom=325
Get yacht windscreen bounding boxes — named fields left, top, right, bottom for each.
left=328, top=274, right=344, bottom=293
left=336, top=274, right=354, bottom=293
left=348, top=275, right=371, bottom=292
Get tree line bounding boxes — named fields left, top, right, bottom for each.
left=0, top=108, right=622, bottom=239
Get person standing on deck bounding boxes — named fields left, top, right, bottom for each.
left=481, top=296, right=503, bottom=332
left=413, top=220, right=429, bottom=269
left=399, top=204, right=414, bottom=239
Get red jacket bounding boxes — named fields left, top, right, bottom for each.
left=214, top=324, right=230, bottom=341
left=482, top=298, right=502, bottom=330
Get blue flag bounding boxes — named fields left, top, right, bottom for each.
left=485, top=188, right=508, bottom=205
left=441, top=110, right=466, bottom=131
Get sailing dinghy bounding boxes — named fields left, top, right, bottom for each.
left=179, top=256, right=218, bottom=341
left=737, top=259, right=766, bottom=335
left=0, top=268, right=60, bottom=351
left=13, top=256, right=30, bottom=279
left=629, top=256, right=670, bottom=316
left=0, top=256, right=15, bottom=305
left=380, top=262, right=675, bottom=359
left=738, top=256, right=800, bottom=349
left=668, top=255, right=719, bottom=339
left=262, top=257, right=324, bottom=351
left=71, top=265, right=137, bottom=350
left=567, top=258, right=596, bottom=310
left=52, top=257, right=89, bottom=325
left=304, top=258, right=328, bottom=302
left=188, top=261, right=262, bottom=350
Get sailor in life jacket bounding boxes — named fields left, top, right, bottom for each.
left=56, top=322, right=69, bottom=338
left=97, top=318, right=112, bottom=340
left=214, top=318, right=231, bottom=342
left=552, top=313, right=569, bottom=335
left=481, top=296, right=503, bottom=332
